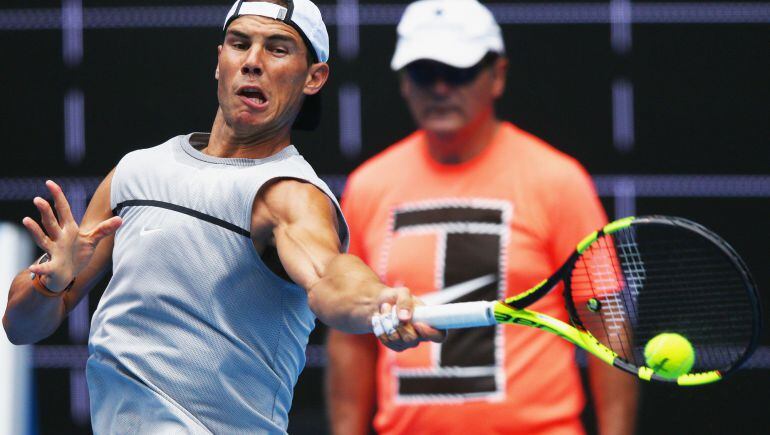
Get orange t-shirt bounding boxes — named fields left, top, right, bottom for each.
left=342, top=122, right=607, bottom=435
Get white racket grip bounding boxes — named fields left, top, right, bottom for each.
left=412, top=301, right=497, bottom=329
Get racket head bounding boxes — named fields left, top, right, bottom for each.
left=564, top=215, right=762, bottom=385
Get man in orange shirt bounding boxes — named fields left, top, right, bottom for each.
left=326, top=0, right=638, bottom=434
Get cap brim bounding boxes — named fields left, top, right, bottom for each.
left=391, top=35, right=490, bottom=70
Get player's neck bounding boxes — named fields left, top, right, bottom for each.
left=205, top=109, right=292, bottom=159
left=425, top=109, right=500, bottom=165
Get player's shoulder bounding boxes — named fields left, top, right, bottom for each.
left=113, top=136, right=182, bottom=186
left=262, top=177, right=332, bottom=212
left=346, top=131, right=425, bottom=189
left=119, top=134, right=182, bottom=163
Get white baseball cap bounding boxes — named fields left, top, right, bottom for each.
left=223, top=0, right=330, bottom=63
left=391, top=0, right=505, bottom=71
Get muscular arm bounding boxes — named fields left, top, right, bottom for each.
left=588, top=356, right=638, bottom=435
left=326, top=330, right=378, bottom=435
left=253, top=179, right=442, bottom=338
left=3, top=173, right=120, bottom=344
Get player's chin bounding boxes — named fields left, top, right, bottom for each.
left=232, top=112, right=273, bottom=131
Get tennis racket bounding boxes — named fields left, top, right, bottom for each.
left=376, top=216, right=762, bottom=386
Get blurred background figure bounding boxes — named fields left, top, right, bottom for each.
left=326, top=1, right=636, bottom=434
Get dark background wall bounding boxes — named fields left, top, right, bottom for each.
left=1, top=1, right=768, bottom=434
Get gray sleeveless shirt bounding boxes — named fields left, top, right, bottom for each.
left=87, top=133, right=348, bottom=434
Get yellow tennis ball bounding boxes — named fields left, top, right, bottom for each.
left=644, top=333, right=695, bottom=379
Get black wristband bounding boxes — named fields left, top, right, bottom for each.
left=29, top=253, right=75, bottom=295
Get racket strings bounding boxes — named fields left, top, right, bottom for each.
left=569, top=223, right=755, bottom=373
left=576, top=235, right=638, bottom=363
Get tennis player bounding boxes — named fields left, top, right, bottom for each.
left=326, top=0, right=638, bottom=434
left=2, top=1, right=441, bottom=433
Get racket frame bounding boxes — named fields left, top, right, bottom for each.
left=413, top=215, right=762, bottom=386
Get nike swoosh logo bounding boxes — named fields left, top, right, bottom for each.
left=140, top=227, right=163, bottom=236
left=420, top=274, right=497, bottom=305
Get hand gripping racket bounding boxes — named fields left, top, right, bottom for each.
left=376, top=216, right=762, bottom=386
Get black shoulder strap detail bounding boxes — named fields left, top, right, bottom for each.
left=113, top=199, right=251, bottom=238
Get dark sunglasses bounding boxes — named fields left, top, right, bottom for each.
left=405, top=53, right=498, bottom=87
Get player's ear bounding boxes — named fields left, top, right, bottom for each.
left=215, top=45, right=222, bottom=80
left=491, top=56, right=508, bottom=99
left=304, top=62, right=329, bottom=96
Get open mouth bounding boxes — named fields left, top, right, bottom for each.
left=237, top=86, right=267, bottom=106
